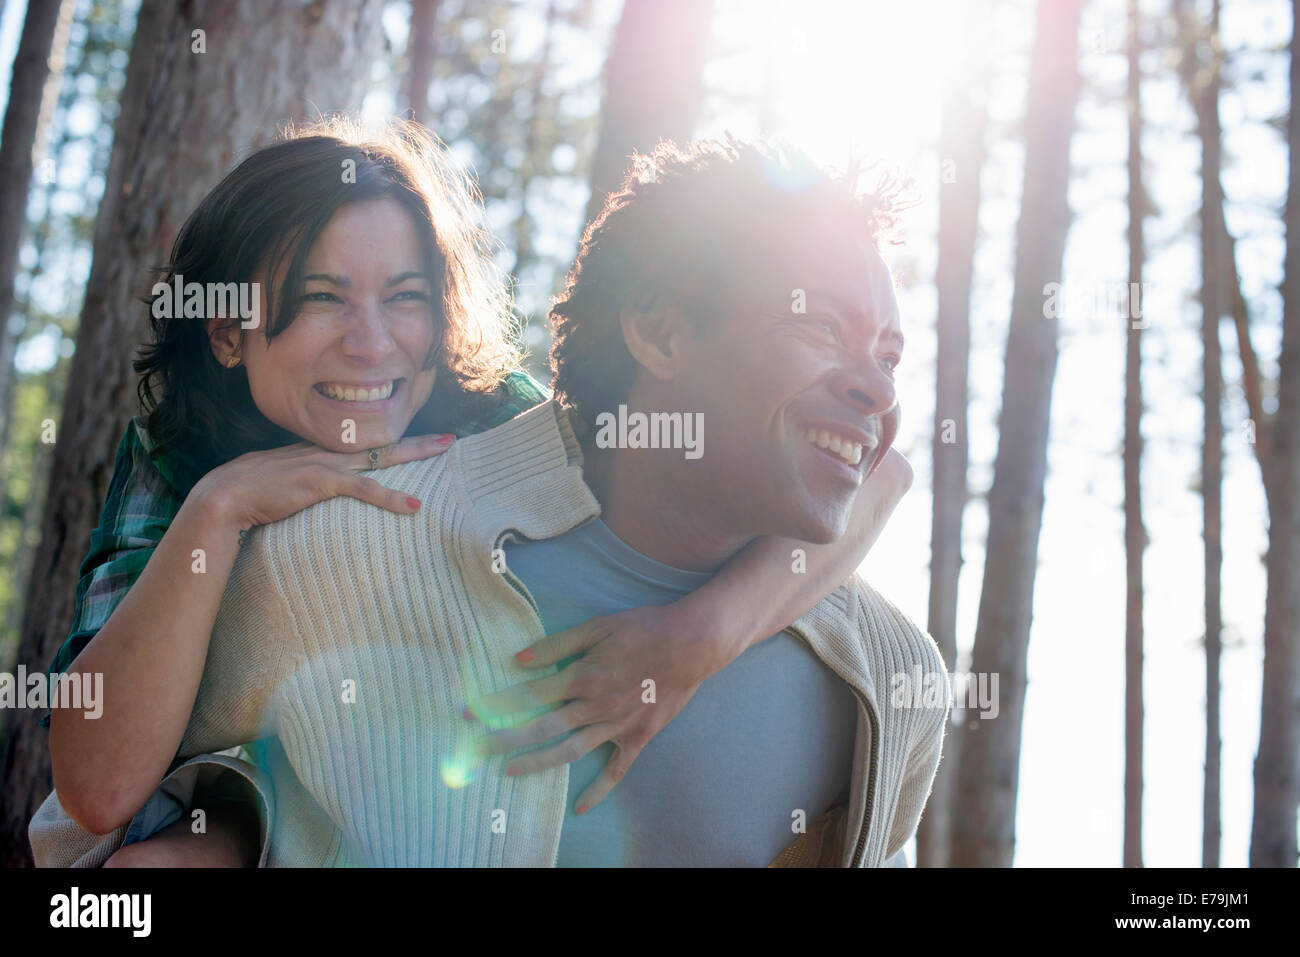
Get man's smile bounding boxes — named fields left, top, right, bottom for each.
left=796, top=413, right=881, bottom=477
left=804, top=425, right=878, bottom=467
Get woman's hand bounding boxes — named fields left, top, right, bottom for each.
left=466, top=602, right=729, bottom=815
left=190, top=431, right=454, bottom=531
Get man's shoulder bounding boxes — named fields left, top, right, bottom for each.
left=808, top=576, right=950, bottom=700
left=856, top=577, right=945, bottom=668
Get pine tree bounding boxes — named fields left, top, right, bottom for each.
left=951, top=0, right=1086, bottom=867
left=0, top=0, right=387, bottom=866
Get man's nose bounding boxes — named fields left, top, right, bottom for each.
left=829, top=361, right=896, bottom=418
left=341, top=301, right=396, bottom=362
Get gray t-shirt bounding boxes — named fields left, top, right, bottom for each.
left=504, top=518, right=858, bottom=866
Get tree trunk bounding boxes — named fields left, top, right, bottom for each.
left=0, top=0, right=386, bottom=867
left=406, top=0, right=439, bottom=127
left=582, top=0, right=714, bottom=228
left=1123, top=0, right=1147, bottom=870
left=1222, top=222, right=1271, bottom=491
left=1250, top=0, right=1300, bottom=869
left=2, top=363, right=66, bottom=675
left=0, top=122, right=76, bottom=657
left=0, top=0, right=75, bottom=458
left=1190, top=0, right=1226, bottom=870
left=918, top=0, right=988, bottom=870
left=949, top=0, right=1084, bottom=868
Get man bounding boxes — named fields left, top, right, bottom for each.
left=33, top=136, right=949, bottom=867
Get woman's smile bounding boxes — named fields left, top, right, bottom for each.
left=312, top=378, right=402, bottom=406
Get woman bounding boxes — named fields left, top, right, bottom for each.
left=38, top=118, right=908, bottom=866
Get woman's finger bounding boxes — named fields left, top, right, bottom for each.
left=573, top=740, right=644, bottom=814
left=327, top=471, right=422, bottom=515
left=472, top=701, right=587, bottom=755
left=514, top=617, right=609, bottom=668
left=501, top=723, right=616, bottom=777
left=465, top=670, right=572, bottom=721
left=339, top=433, right=454, bottom=472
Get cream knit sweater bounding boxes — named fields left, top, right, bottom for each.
left=33, top=400, right=951, bottom=867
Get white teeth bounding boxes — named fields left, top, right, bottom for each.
left=805, top=427, right=866, bottom=466
left=319, top=381, right=394, bottom=402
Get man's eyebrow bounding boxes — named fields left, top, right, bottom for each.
left=387, top=271, right=432, bottom=286
left=304, top=273, right=349, bottom=286
left=804, top=290, right=869, bottom=319
left=802, top=289, right=904, bottom=349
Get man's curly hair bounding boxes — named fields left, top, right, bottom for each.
left=549, top=135, right=913, bottom=430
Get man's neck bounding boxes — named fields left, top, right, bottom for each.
left=580, top=439, right=750, bottom=573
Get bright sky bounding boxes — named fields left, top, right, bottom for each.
left=3, top=0, right=1291, bottom=866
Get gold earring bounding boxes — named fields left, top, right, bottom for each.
left=225, top=354, right=241, bottom=368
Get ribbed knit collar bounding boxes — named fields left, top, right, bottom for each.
left=455, top=399, right=595, bottom=524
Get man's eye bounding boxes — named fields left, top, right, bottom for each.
left=881, top=354, right=902, bottom=373
left=801, top=315, right=839, bottom=338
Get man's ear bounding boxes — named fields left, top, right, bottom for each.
left=206, top=318, right=241, bottom=365
left=619, top=303, right=693, bottom=381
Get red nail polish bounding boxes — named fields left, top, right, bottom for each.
left=506, top=765, right=522, bottom=777
left=515, top=647, right=535, bottom=664
left=462, top=706, right=475, bottom=720
left=435, top=434, right=455, bottom=445
left=407, top=497, right=421, bottom=510
left=576, top=804, right=589, bottom=815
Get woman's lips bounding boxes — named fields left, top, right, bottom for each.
left=313, top=378, right=399, bottom=403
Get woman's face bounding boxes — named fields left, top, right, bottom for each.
left=233, top=198, right=441, bottom=453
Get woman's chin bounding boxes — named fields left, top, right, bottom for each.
left=302, top=424, right=406, bottom=454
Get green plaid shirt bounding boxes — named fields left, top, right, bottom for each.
left=40, top=371, right=548, bottom=727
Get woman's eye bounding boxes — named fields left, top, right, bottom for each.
left=302, top=291, right=341, bottom=303
left=388, top=290, right=430, bottom=303
left=881, top=354, right=901, bottom=373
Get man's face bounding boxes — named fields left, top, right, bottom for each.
left=674, top=232, right=903, bottom=544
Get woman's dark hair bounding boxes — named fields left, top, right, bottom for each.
left=135, top=116, right=522, bottom=488
left=549, top=136, right=912, bottom=431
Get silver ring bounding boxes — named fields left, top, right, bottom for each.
left=365, top=449, right=381, bottom=470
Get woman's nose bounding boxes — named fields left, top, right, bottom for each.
left=340, top=302, right=396, bottom=361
